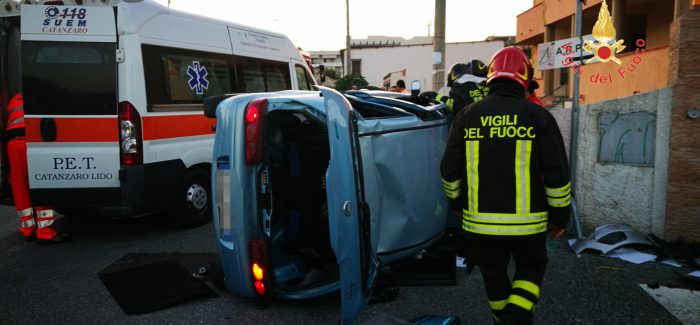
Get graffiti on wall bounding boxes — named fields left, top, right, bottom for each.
left=599, top=111, right=656, bottom=166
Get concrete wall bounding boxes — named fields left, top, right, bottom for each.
left=351, top=41, right=503, bottom=91
left=579, top=46, right=669, bottom=105
left=573, top=88, right=672, bottom=236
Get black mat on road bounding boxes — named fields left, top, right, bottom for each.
left=98, top=254, right=218, bottom=314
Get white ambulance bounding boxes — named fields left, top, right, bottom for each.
left=0, top=0, right=316, bottom=226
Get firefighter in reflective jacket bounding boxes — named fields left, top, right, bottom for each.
left=428, top=59, right=490, bottom=117
left=5, top=93, right=67, bottom=244
left=440, top=47, right=570, bottom=325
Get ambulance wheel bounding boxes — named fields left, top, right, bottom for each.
left=173, top=168, right=212, bottom=228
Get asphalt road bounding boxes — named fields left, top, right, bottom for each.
left=0, top=205, right=694, bottom=324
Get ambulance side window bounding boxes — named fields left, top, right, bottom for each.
left=142, top=44, right=235, bottom=112
left=295, top=64, right=314, bottom=91
left=234, top=56, right=291, bottom=93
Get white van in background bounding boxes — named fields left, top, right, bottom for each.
left=0, top=0, right=315, bottom=226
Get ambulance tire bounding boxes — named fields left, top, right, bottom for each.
left=173, top=167, right=212, bottom=228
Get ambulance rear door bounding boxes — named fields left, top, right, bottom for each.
left=21, top=4, right=120, bottom=206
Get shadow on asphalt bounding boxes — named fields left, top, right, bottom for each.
left=57, top=210, right=205, bottom=239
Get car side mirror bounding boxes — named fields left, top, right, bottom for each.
left=410, top=80, right=421, bottom=98
left=203, top=94, right=236, bottom=118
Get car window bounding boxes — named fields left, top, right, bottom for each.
left=294, top=64, right=314, bottom=90
left=346, top=96, right=411, bottom=119
left=23, top=41, right=116, bottom=115
left=141, top=44, right=235, bottom=111
left=163, top=54, right=233, bottom=101
left=234, top=56, right=291, bottom=92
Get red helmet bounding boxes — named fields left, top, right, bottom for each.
left=486, top=47, right=532, bottom=90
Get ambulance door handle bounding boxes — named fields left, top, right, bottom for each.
left=40, top=118, right=57, bottom=142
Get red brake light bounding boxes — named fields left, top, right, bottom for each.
left=254, top=281, right=266, bottom=295
left=119, top=101, right=143, bottom=165
left=249, top=238, right=269, bottom=297
left=244, top=99, right=267, bottom=164
left=246, top=106, right=259, bottom=123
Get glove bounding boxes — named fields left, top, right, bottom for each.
left=548, top=223, right=566, bottom=240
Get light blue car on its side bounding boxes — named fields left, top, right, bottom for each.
left=207, top=86, right=451, bottom=324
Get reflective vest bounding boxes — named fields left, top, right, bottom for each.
left=7, top=93, right=25, bottom=131
left=440, top=83, right=570, bottom=239
left=436, top=75, right=489, bottom=115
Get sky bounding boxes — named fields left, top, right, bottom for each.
left=153, top=0, right=532, bottom=51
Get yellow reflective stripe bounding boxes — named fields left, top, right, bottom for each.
left=513, top=280, right=540, bottom=298
left=545, top=182, right=571, bottom=197
left=515, top=140, right=532, bottom=214
left=443, top=178, right=462, bottom=199
left=463, top=210, right=547, bottom=224
left=442, top=178, right=461, bottom=190
left=17, top=207, right=34, bottom=218
left=547, top=193, right=571, bottom=207
left=507, top=294, right=534, bottom=311
left=462, top=220, right=547, bottom=236
left=489, top=299, right=507, bottom=311
left=465, top=141, right=480, bottom=213
left=445, top=188, right=461, bottom=199
left=436, top=94, right=444, bottom=101
left=446, top=98, right=454, bottom=111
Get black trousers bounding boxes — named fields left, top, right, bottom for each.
left=469, top=236, right=548, bottom=325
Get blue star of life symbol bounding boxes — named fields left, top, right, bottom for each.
left=187, top=61, right=209, bottom=95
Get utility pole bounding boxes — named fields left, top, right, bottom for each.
left=432, top=0, right=446, bottom=91
left=345, top=0, right=351, bottom=76
left=570, top=0, right=584, bottom=240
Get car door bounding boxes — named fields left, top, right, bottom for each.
left=319, top=86, right=378, bottom=325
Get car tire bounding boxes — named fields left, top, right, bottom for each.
left=172, top=167, right=212, bottom=228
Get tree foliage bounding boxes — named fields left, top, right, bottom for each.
left=324, top=67, right=339, bottom=79
left=334, top=74, right=369, bottom=91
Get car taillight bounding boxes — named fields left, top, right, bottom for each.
left=249, top=238, right=269, bottom=296
left=245, top=99, right=267, bottom=164
left=119, top=101, right=143, bottom=165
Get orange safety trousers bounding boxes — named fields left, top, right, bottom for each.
left=8, top=137, right=57, bottom=240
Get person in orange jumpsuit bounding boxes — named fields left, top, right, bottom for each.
left=6, top=93, right=68, bottom=244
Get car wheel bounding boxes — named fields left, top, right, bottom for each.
left=173, top=167, right=212, bottom=228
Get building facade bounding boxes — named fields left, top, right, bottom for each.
left=516, top=0, right=700, bottom=241
left=341, top=36, right=505, bottom=91
left=308, top=50, right=344, bottom=78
